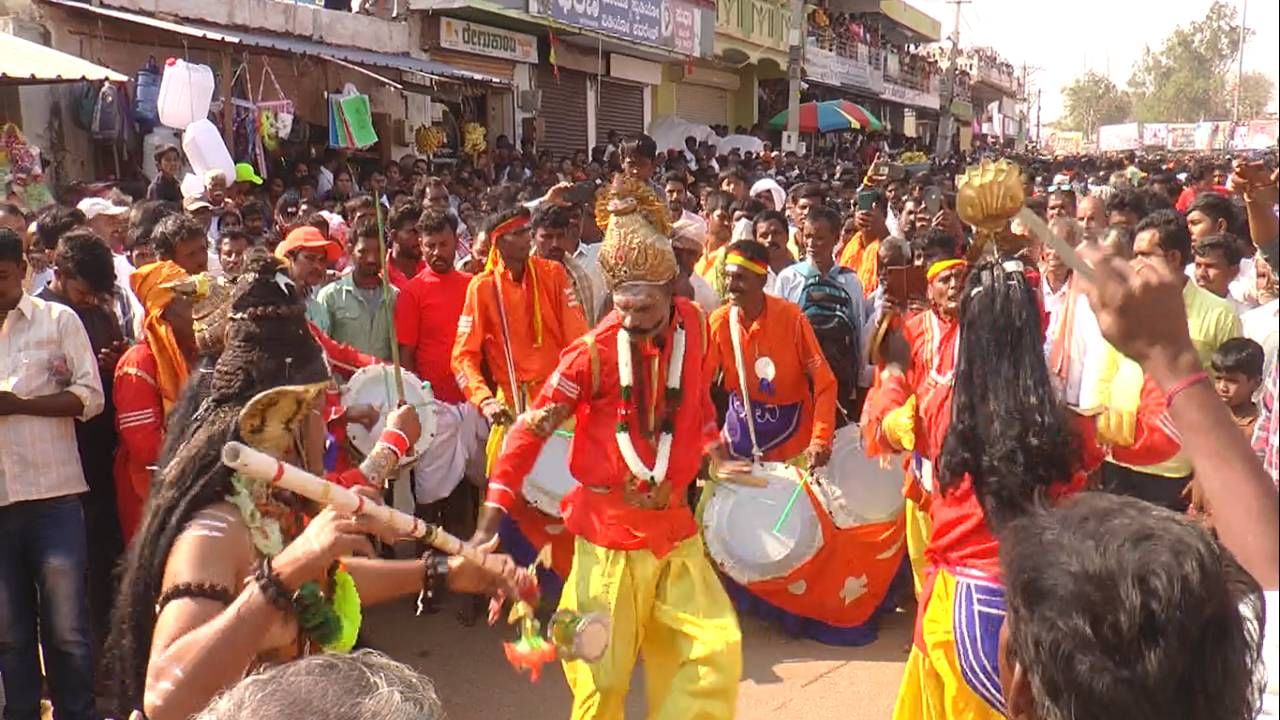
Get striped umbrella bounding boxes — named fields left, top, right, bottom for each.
left=768, top=101, right=861, bottom=133
left=826, top=100, right=883, bottom=132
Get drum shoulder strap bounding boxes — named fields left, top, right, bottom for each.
left=583, top=333, right=601, bottom=398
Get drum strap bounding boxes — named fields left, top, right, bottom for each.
left=728, top=306, right=762, bottom=461
left=583, top=333, right=601, bottom=398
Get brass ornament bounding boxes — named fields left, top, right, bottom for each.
left=955, top=158, right=1026, bottom=258
left=596, top=174, right=678, bottom=292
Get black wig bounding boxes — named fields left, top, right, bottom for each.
left=938, top=257, right=1082, bottom=532
left=105, top=256, right=331, bottom=715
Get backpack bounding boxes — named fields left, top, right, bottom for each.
left=90, top=83, right=124, bottom=141
left=798, top=270, right=860, bottom=423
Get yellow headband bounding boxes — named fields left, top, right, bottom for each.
left=927, top=258, right=968, bottom=282
left=725, top=252, right=767, bottom=276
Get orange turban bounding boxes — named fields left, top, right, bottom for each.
left=130, top=260, right=192, bottom=411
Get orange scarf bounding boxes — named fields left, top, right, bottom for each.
left=130, top=261, right=191, bottom=412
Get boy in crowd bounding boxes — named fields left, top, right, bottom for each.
left=1212, top=337, right=1266, bottom=439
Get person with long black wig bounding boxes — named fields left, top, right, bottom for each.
left=104, top=256, right=524, bottom=720
left=889, top=256, right=1184, bottom=720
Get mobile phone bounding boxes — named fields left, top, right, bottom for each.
left=564, top=181, right=598, bottom=205
left=857, top=189, right=879, bottom=212
left=923, top=186, right=943, bottom=216
left=884, top=264, right=928, bottom=303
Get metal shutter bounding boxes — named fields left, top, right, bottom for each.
left=675, top=83, right=728, bottom=127
left=596, top=79, right=644, bottom=140
left=537, top=65, right=588, bottom=159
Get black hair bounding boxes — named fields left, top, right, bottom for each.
left=1135, top=209, right=1193, bottom=266
left=1194, top=233, right=1244, bottom=266
left=789, top=182, right=825, bottom=202
left=34, top=205, right=85, bottom=250
left=0, top=201, right=28, bottom=220
left=486, top=205, right=531, bottom=235
left=918, top=227, right=961, bottom=268
left=1048, top=188, right=1077, bottom=211
left=662, top=170, right=688, bottom=188
left=939, top=257, right=1082, bottom=531
left=0, top=227, right=22, bottom=264
left=342, top=195, right=375, bottom=221
left=1102, top=223, right=1136, bottom=256
left=802, top=205, right=841, bottom=235
left=731, top=198, right=765, bottom=219
left=1105, top=187, right=1147, bottom=220
left=724, top=239, right=769, bottom=266
left=1000, top=492, right=1263, bottom=720
left=531, top=204, right=572, bottom=231
left=296, top=174, right=317, bottom=190
left=54, top=229, right=116, bottom=294
left=703, top=189, right=735, bottom=215
left=1140, top=186, right=1175, bottom=214
left=1188, top=192, right=1242, bottom=235
left=152, top=214, right=206, bottom=260
left=275, top=191, right=302, bottom=216
left=105, top=255, right=331, bottom=716
left=387, top=202, right=422, bottom=232
left=240, top=199, right=267, bottom=222
left=220, top=228, right=251, bottom=247
left=1212, top=337, right=1264, bottom=379
left=351, top=216, right=381, bottom=246
left=416, top=207, right=458, bottom=236
left=620, top=133, right=657, bottom=162
left=717, top=166, right=748, bottom=185
left=753, top=209, right=790, bottom=232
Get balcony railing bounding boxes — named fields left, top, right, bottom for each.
left=883, top=49, right=939, bottom=95
left=717, top=0, right=790, bottom=53
left=805, top=31, right=883, bottom=70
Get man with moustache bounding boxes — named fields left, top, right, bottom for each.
left=314, top=217, right=398, bottom=360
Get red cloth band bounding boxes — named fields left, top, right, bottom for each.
left=1164, top=370, right=1210, bottom=410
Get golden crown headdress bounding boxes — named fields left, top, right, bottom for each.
left=595, top=174, right=678, bottom=291
left=955, top=158, right=1026, bottom=258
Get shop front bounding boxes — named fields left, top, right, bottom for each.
left=425, top=16, right=533, bottom=149
left=598, top=54, right=661, bottom=145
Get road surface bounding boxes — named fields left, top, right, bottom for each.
left=363, top=594, right=913, bottom=719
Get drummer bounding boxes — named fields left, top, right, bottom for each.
left=706, top=239, right=838, bottom=468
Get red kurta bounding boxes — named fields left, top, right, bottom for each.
left=488, top=298, right=720, bottom=558
left=113, top=342, right=164, bottom=542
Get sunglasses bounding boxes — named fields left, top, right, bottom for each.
left=1045, top=183, right=1074, bottom=193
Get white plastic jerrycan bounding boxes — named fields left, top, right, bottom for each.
left=157, top=58, right=216, bottom=129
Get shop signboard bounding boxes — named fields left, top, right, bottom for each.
left=440, top=18, right=537, bottom=63
left=803, top=42, right=883, bottom=94
left=880, top=80, right=939, bottom=110
left=528, top=0, right=714, bottom=57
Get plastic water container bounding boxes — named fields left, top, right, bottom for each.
left=134, top=56, right=161, bottom=127
left=157, top=58, right=215, bottom=129
left=141, top=127, right=182, bottom=180
left=182, top=119, right=235, bottom=182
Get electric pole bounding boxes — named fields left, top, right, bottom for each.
left=785, top=0, right=805, bottom=153
left=934, top=0, right=970, bottom=158
left=1233, top=0, right=1247, bottom=122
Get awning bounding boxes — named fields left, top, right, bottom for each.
left=42, top=0, right=507, bottom=86
left=0, top=31, right=128, bottom=85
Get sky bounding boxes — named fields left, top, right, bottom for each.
left=911, top=0, right=1280, bottom=125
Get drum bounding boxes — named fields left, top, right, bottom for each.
left=808, top=424, right=905, bottom=529
left=342, top=366, right=437, bottom=466
left=519, top=429, right=579, bottom=518
left=702, top=462, right=824, bottom=586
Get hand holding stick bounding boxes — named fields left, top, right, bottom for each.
left=221, top=441, right=539, bottom=603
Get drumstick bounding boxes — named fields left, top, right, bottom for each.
left=221, top=441, right=536, bottom=599
left=772, top=470, right=807, bottom=533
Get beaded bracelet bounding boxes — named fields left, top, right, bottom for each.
left=252, top=557, right=294, bottom=613
left=415, top=550, right=451, bottom=616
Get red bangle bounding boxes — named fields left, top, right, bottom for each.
left=1164, top=371, right=1210, bottom=410
left=379, top=428, right=411, bottom=458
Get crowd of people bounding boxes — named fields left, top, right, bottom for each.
left=0, top=125, right=1277, bottom=720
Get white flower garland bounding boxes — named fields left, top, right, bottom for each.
left=615, top=323, right=686, bottom=488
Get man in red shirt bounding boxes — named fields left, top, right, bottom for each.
left=395, top=208, right=487, bottom=507
left=475, top=177, right=742, bottom=719
left=385, top=203, right=424, bottom=290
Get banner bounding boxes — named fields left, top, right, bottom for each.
left=528, top=0, right=714, bottom=58
left=1231, top=119, right=1280, bottom=150
left=1166, top=123, right=1196, bottom=150
left=1097, top=123, right=1140, bottom=151
left=880, top=79, right=939, bottom=110
left=1141, top=123, right=1168, bottom=147
left=1043, top=129, right=1083, bottom=154
left=803, top=42, right=882, bottom=94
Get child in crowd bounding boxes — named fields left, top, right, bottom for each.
left=1213, top=337, right=1265, bottom=438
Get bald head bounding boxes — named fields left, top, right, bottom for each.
left=1076, top=196, right=1107, bottom=241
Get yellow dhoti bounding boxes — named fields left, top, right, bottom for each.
left=893, top=567, right=1007, bottom=720
left=904, top=497, right=933, bottom=598
left=559, top=535, right=742, bottom=720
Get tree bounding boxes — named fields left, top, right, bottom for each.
left=1231, top=71, right=1275, bottom=120
left=1061, top=71, right=1131, bottom=137
left=1127, top=0, right=1246, bottom=121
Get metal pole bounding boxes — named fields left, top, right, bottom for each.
left=1234, top=0, right=1247, bottom=122
left=784, top=0, right=804, bottom=153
